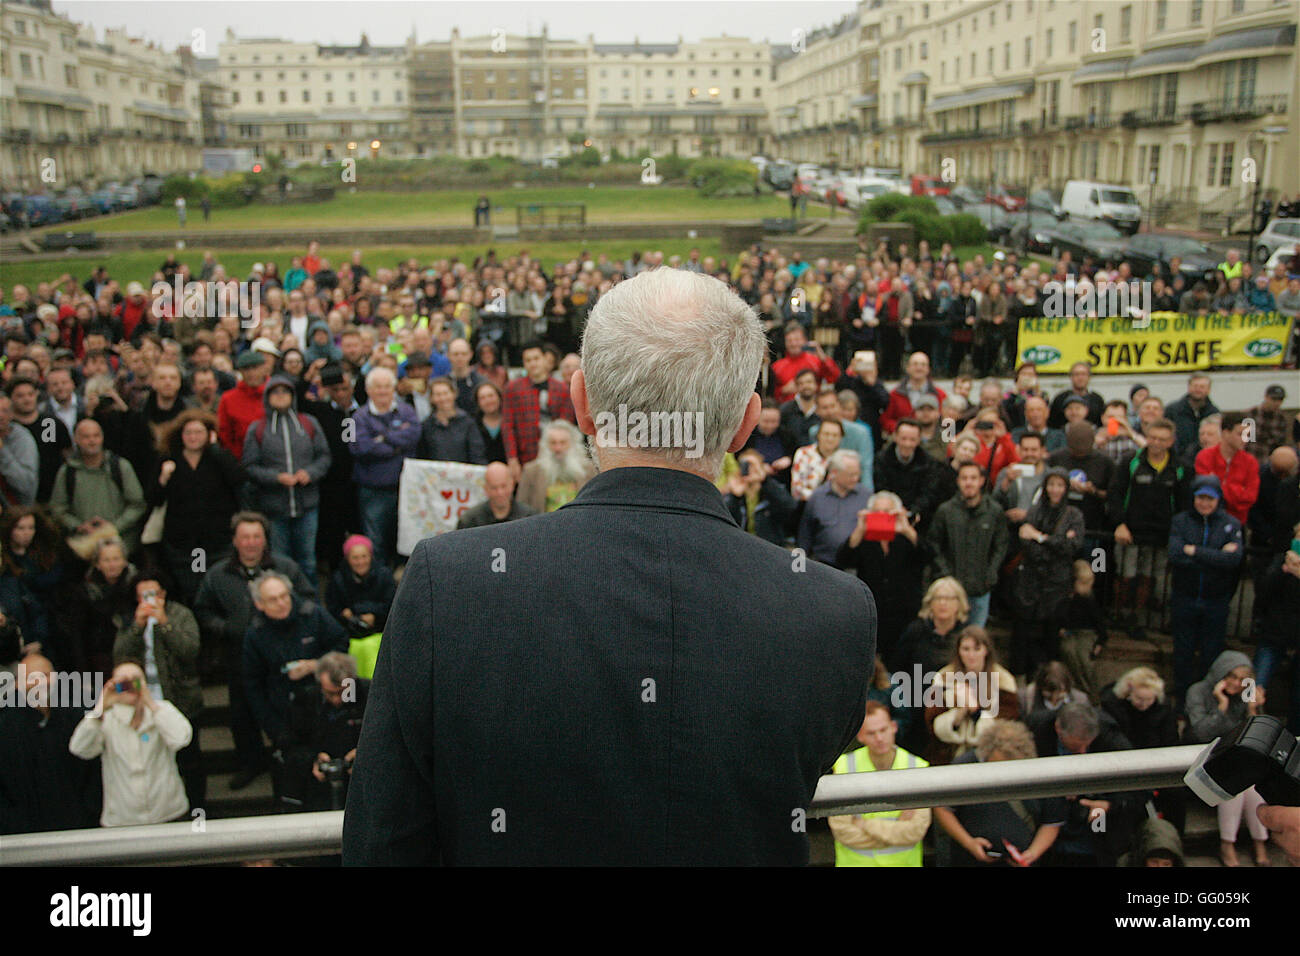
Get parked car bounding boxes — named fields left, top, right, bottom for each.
left=796, top=163, right=822, bottom=183
left=985, top=185, right=1027, bottom=211
left=15, top=195, right=63, bottom=227
left=964, top=202, right=1012, bottom=241
left=88, top=189, right=117, bottom=214
left=932, top=196, right=959, bottom=216
left=1027, top=189, right=1063, bottom=218
left=1264, top=242, right=1300, bottom=275
left=1043, top=219, right=1129, bottom=263
left=812, top=174, right=848, bottom=206
left=911, top=174, right=951, bottom=197
left=1117, top=233, right=1221, bottom=279
left=1254, top=218, right=1300, bottom=263
left=765, top=161, right=796, bottom=190
left=113, top=185, right=141, bottom=209
left=1061, top=180, right=1143, bottom=235
left=1007, top=212, right=1076, bottom=254
left=843, top=178, right=903, bottom=210
left=948, top=184, right=983, bottom=209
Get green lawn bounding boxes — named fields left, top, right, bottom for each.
left=1, top=238, right=725, bottom=291
left=50, top=186, right=832, bottom=234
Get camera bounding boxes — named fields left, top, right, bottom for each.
left=1184, top=715, right=1300, bottom=808
left=739, top=459, right=751, bottom=477
left=112, top=677, right=140, bottom=694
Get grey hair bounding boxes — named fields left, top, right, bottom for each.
left=581, top=267, right=765, bottom=476
left=975, top=720, right=1037, bottom=762
left=868, top=490, right=903, bottom=512
left=1055, top=701, right=1101, bottom=741
left=317, top=651, right=358, bottom=685
left=249, top=570, right=293, bottom=604
left=365, top=366, right=397, bottom=392
left=826, top=449, right=861, bottom=475
left=92, top=536, right=127, bottom=563
left=836, top=389, right=861, bottom=414
left=83, top=373, right=116, bottom=402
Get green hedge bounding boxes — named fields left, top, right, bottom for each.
left=855, top=193, right=991, bottom=246
left=947, top=214, right=989, bottom=246
left=160, top=173, right=252, bottom=208
left=687, top=158, right=757, bottom=198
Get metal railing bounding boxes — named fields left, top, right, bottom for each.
left=0, top=745, right=1202, bottom=866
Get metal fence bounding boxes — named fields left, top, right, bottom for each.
left=0, top=745, right=1202, bottom=866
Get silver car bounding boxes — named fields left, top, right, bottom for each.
left=1255, top=218, right=1300, bottom=263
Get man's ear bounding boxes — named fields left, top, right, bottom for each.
left=570, top=369, right=596, bottom=437
left=727, top=392, right=762, bottom=453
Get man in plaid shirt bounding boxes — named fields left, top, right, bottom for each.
left=504, top=342, right=576, bottom=481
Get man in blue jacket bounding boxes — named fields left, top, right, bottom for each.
left=1167, top=474, right=1244, bottom=707
left=243, top=571, right=348, bottom=763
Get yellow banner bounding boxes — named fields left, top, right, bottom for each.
left=1016, top=312, right=1294, bottom=373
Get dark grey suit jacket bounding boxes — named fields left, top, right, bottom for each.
left=342, top=466, right=875, bottom=865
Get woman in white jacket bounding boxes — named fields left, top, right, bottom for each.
left=69, top=660, right=192, bottom=827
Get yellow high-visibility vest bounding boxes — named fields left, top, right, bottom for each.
left=1218, top=260, right=1243, bottom=281
left=831, top=746, right=928, bottom=867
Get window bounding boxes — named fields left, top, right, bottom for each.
left=277, top=72, right=285, bottom=81
left=1024, top=37, right=1032, bottom=66
left=1206, top=144, right=1220, bottom=186
left=694, top=116, right=714, bottom=133
left=1163, top=74, right=1178, bottom=117
left=920, top=41, right=928, bottom=60
left=232, top=91, right=241, bottom=105
left=971, top=51, right=976, bottom=73
left=987, top=48, right=993, bottom=72
left=894, top=48, right=902, bottom=70
left=1156, top=0, right=1168, bottom=30
left=18, top=53, right=32, bottom=79
left=1237, top=59, right=1257, bottom=107
left=1231, top=0, right=1244, bottom=11
left=1220, top=143, right=1234, bottom=186
left=255, top=90, right=264, bottom=103
left=1120, top=6, right=1132, bottom=43
left=14, top=20, right=25, bottom=35
left=301, top=71, right=308, bottom=80
left=1069, top=22, right=1077, bottom=53
left=1191, top=0, right=1203, bottom=24
left=254, top=71, right=262, bottom=81
left=278, top=90, right=286, bottom=103
left=733, top=87, right=740, bottom=98
left=1046, top=29, right=1053, bottom=58
left=303, top=90, right=310, bottom=103
left=349, top=91, right=356, bottom=104
left=325, top=91, right=333, bottom=104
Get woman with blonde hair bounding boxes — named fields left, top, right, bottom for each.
left=1101, top=664, right=1184, bottom=831
left=69, top=659, right=193, bottom=827
left=926, top=625, right=1020, bottom=765
left=889, top=576, right=969, bottom=756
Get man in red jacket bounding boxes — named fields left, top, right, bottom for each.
left=771, top=322, right=840, bottom=399
left=218, top=351, right=271, bottom=460
left=503, top=342, right=576, bottom=481
left=1195, top=410, right=1259, bottom=524
left=880, top=351, right=947, bottom=435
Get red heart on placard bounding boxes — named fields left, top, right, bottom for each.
left=440, top=489, right=453, bottom=499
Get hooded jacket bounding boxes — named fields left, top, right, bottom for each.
left=304, top=320, right=342, bottom=365
left=1120, top=818, right=1185, bottom=867
left=1184, top=649, right=1254, bottom=743
left=1014, top=468, right=1085, bottom=617
left=1167, top=475, right=1244, bottom=601
left=241, top=375, right=331, bottom=518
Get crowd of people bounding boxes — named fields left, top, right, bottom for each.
left=0, top=236, right=1297, bottom=867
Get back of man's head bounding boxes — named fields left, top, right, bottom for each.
left=580, top=268, right=765, bottom=476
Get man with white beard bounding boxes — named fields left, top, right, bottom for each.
left=517, top=419, right=595, bottom=514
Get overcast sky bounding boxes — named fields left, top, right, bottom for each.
left=56, top=1, right=858, bottom=50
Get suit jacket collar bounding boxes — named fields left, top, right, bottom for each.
left=565, top=466, right=737, bottom=527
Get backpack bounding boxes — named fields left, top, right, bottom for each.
left=254, top=413, right=316, bottom=444
left=65, top=451, right=124, bottom=502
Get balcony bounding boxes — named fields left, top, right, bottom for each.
left=919, top=125, right=1015, bottom=145
left=1190, top=93, right=1289, bottom=124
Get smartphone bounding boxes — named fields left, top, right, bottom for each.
left=1291, top=539, right=1300, bottom=557
left=983, top=850, right=1003, bottom=859
left=739, top=460, right=751, bottom=477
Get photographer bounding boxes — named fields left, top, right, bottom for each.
left=722, top=449, right=796, bottom=546
left=68, top=660, right=192, bottom=827
left=280, top=652, right=369, bottom=812
left=112, top=572, right=204, bottom=808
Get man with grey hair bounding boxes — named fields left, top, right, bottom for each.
left=345, top=266, right=876, bottom=866
left=517, top=419, right=595, bottom=514
left=280, top=650, right=370, bottom=811
left=242, top=570, right=347, bottom=768
left=797, top=448, right=871, bottom=566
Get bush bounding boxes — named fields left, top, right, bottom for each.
left=560, top=146, right=602, bottom=168
left=893, top=210, right=953, bottom=246
left=861, top=193, right=937, bottom=222
left=653, top=154, right=691, bottom=181
left=160, top=174, right=208, bottom=203
left=207, top=173, right=255, bottom=208
left=947, top=213, right=989, bottom=246
left=688, top=158, right=757, bottom=197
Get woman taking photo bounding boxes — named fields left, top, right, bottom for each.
left=69, top=659, right=193, bottom=827
left=65, top=538, right=138, bottom=684
left=925, top=626, right=1020, bottom=765
left=150, top=410, right=245, bottom=605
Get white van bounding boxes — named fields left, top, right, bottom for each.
left=1061, top=180, right=1143, bottom=235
